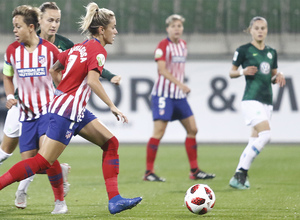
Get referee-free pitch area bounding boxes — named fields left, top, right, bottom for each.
left=0, top=144, right=299, bottom=219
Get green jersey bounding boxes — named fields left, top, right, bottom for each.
left=36, top=30, right=74, bottom=51
left=232, top=43, right=278, bottom=105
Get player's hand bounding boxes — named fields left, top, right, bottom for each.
left=243, top=66, right=257, bottom=76
left=179, top=84, right=191, bottom=94
left=274, top=72, right=286, bottom=87
left=110, top=105, right=128, bottom=123
left=6, top=99, right=17, bottom=109
left=110, top=75, right=122, bottom=85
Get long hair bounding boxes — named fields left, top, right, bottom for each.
left=79, top=2, right=115, bottom=38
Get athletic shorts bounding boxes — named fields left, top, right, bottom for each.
left=241, top=100, right=273, bottom=127
left=151, top=95, right=193, bottom=121
left=19, top=114, right=50, bottom=153
left=46, top=109, right=97, bottom=145
left=3, top=105, right=20, bottom=138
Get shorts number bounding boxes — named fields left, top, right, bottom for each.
left=158, top=97, right=166, bottom=109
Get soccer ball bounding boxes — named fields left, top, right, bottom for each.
left=184, top=184, right=216, bottom=215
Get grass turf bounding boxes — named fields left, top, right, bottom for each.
left=0, top=144, right=299, bottom=219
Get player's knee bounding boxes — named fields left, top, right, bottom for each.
left=258, top=130, right=271, bottom=146
left=101, top=136, right=119, bottom=151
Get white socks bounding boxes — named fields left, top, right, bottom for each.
left=17, top=175, right=35, bottom=193
left=237, top=130, right=271, bottom=171
left=0, top=148, right=13, bottom=165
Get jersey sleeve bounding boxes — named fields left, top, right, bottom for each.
left=272, top=49, right=278, bottom=69
left=87, top=44, right=107, bottom=74
left=232, top=46, right=244, bottom=67
left=154, top=40, right=167, bottom=62
left=3, top=45, right=14, bottom=77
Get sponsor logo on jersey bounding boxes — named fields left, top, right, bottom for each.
left=96, top=54, right=105, bottom=67
left=172, top=56, right=186, bottom=63
left=259, top=62, right=270, bottom=74
left=155, top=48, right=163, bottom=59
left=17, top=67, right=46, bottom=77
left=38, top=55, right=46, bottom=65
left=267, top=52, right=273, bottom=59
left=253, top=53, right=258, bottom=56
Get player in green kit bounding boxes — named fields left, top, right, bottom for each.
left=228, top=17, right=286, bottom=190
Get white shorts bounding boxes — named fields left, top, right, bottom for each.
left=241, top=100, right=273, bottom=127
left=3, top=105, right=20, bottom=138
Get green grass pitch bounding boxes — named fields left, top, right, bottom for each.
left=0, top=144, right=299, bottom=219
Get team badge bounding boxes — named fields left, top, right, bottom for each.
left=267, top=52, right=272, bottom=59
left=159, top=109, right=165, bottom=115
left=259, top=62, right=270, bottom=74
left=96, top=54, right=105, bottom=67
left=155, top=48, right=163, bottom=59
left=38, top=55, right=46, bottom=65
left=65, top=130, right=73, bottom=139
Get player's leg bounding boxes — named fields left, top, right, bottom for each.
left=180, top=115, right=215, bottom=180
left=144, top=120, right=167, bottom=182
left=0, top=105, right=20, bottom=165
left=144, top=96, right=170, bottom=181
left=78, top=116, right=142, bottom=214
left=230, top=101, right=272, bottom=189
left=0, top=135, right=19, bottom=165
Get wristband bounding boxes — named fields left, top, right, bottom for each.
left=239, top=69, right=244, bottom=76
left=7, top=94, right=15, bottom=100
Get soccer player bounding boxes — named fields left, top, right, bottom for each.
left=228, top=17, right=286, bottom=189
left=143, top=14, right=215, bottom=182
left=2, top=5, right=67, bottom=213
left=0, top=2, right=142, bottom=214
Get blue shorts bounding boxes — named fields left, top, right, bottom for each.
left=151, top=95, right=193, bottom=121
left=46, top=109, right=97, bottom=145
left=19, top=114, right=50, bottom=153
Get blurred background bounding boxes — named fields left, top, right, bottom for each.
left=0, top=0, right=299, bottom=143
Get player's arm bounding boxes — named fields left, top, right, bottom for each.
left=229, top=65, right=258, bottom=78
left=49, top=60, right=65, bottom=87
left=3, top=62, right=17, bottom=109
left=271, top=69, right=285, bottom=87
left=101, top=68, right=122, bottom=85
left=87, top=69, right=128, bottom=123
left=157, top=60, right=190, bottom=94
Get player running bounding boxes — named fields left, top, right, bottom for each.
left=2, top=5, right=67, bottom=213
left=0, top=2, right=142, bottom=214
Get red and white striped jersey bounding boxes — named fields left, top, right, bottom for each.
left=49, top=39, right=106, bottom=122
left=152, top=38, right=187, bottom=99
left=4, top=38, right=59, bottom=121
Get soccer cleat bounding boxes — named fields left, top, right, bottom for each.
left=60, top=163, right=71, bottom=197
left=108, top=195, right=142, bottom=214
left=143, top=172, right=166, bottom=182
left=229, top=171, right=250, bottom=190
left=189, top=169, right=216, bottom=180
left=51, top=200, right=68, bottom=214
left=15, top=190, right=27, bottom=209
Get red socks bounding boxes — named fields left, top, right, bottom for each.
left=46, top=160, right=64, bottom=201
left=101, top=136, right=120, bottom=200
left=146, top=137, right=160, bottom=172
left=185, top=137, right=198, bottom=170
left=0, top=153, right=50, bottom=190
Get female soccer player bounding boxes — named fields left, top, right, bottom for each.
left=0, top=2, right=142, bottom=214
left=143, top=14, right=215, bottom=182
left=2, top=5, right=67, bottom=213
left=229, top=16, right=285, bottom=189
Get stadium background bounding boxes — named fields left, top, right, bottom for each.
left=0, top=0, right=299, bottom=143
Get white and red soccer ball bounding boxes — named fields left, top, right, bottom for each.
left=184, top=184, right=216, bottom=215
